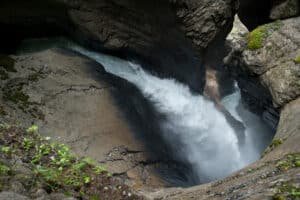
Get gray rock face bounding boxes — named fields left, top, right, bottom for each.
left=144, top=97, right=300, bottom=200
left=0, top=48, right=165, bottom=189
left=0, top=192, right=29, bottom=200
left=242, top=17, right=300, bottom=108
left=171, top=0, right=237, bottom=49
left=238, top=0, right=299, bottom=31
left=226, top=16, right=300, bottom=113
left=0, top=0, right=237, bottom=92
left=270, top=0, right=300, bottom=20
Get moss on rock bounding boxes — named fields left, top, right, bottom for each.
left=247, top=21, right=283, bottom=50
left=273, top=182, right=300, bottom=200
left=294, top=55, right=300, bottom=64
left=262, top=138, right=284, bottom=157
left=276, top=153, right=300, bottom=171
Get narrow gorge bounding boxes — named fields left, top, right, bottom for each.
left=0, top=0, right=299, bottom=200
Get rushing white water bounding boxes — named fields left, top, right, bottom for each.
left=222, top=85, right=274, bottom=164
left=71, top=45, right=251, bottom=182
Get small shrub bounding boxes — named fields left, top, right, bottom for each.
left=0, top=164, right=11, bottom=176
left=26, top=125, right=39, bottom=134
left=23, top=137, right=35, bottom=151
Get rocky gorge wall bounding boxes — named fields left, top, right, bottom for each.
left=144, top=2, right=300, bottom=199
left=0, top=0, right=238, bottom=93
left=0, top=0, right=299, bottom=199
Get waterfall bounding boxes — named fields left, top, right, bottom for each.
left=71, top=45, right=248, bottom=182
left=15, top=38, right=274, bottom=185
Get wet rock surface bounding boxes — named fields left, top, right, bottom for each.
left=0, top=48, right=167, bottom=190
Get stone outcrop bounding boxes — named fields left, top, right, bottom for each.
left=0, top=0, right=238, bottom=92
left=226, top=17, right=300, bottom=109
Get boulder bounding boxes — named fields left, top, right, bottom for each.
left=242, top=17, right=300, bottom=108
left=225, top=16, right=300, bottom=130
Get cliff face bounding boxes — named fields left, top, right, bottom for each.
left=0, top=0, right=237, bottom=92
left=145, top=15, right=300, bottom=199
left=146, top=98, right=300, bottom=200
left=238, top=0, right=300, bottom=30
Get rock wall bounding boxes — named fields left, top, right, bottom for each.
left=238, top=0, right=300, bottom=30
left=146, top=12, right=299, bottom=200
left=145, top=98, right=300, bottom=200
left=0, top=0, right=237, bottom=93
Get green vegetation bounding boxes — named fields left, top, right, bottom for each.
left=1, top=146, right=11, bottom=154
left=0, top=124, right=139, bottom=199
left=262, top=138, right=284, bottom=157
left=26, top=124, right=39, bottom=133
left=294, top=55, right=300, bottom=64
left=276, top=153, right=300, bottom=171
left=271, top=139, right=283, bottom=148
left=247, top=21, right=283, bottom=50
left=0, top=163, right=10, bottom=176
left=273, top=182, right=300, bottom=200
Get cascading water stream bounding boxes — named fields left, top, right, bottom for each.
left=70, top=45, right=252, bottom=183
left=17, top=38, right=273, bottom=184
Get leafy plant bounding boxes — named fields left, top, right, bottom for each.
left=23, top=137, right=35, bottom=151
left=0, top=164, right=10, bottom=175
left=26, top=125, right=39, bottom=134
left=1, top=146, right=11, bottom=154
